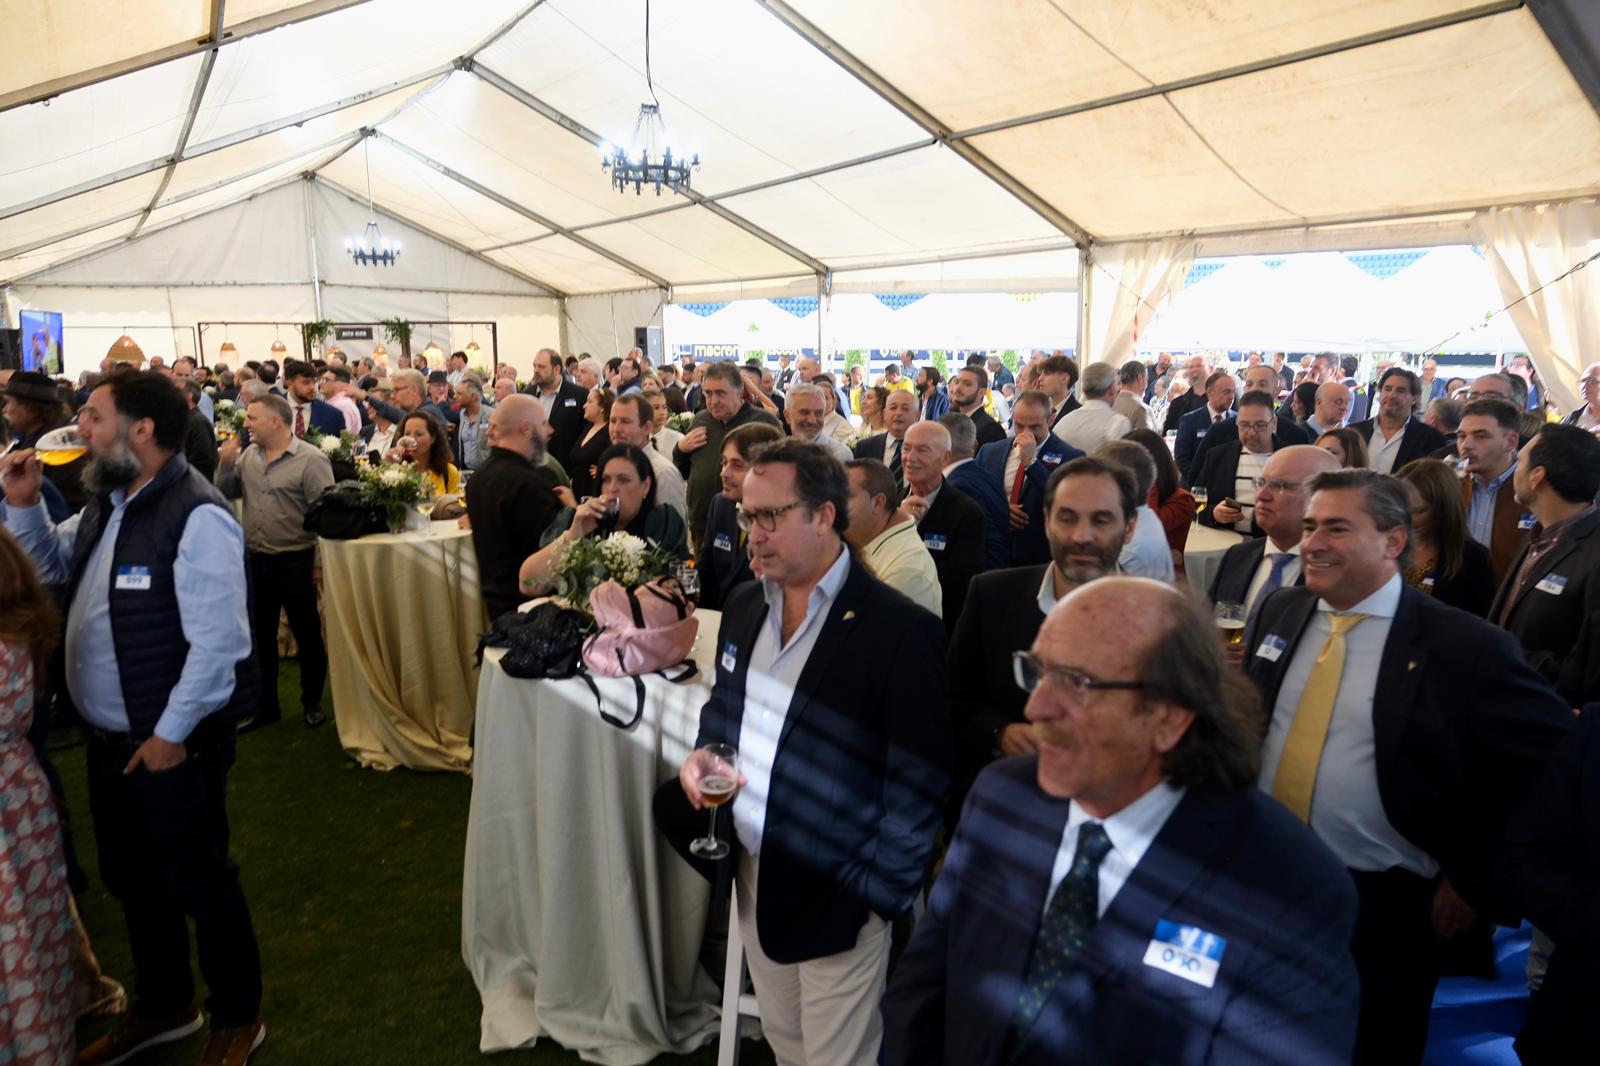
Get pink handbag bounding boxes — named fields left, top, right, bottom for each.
left=582, top=578, right=699, bottom=682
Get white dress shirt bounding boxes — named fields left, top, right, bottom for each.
left=644, top=447, right=688, bottom=519
left=1055, top=399, right=1133, bottom=454
left=1047, top=782, right=1186, bottom=918
left=1233, top=450, right=1269, bottom=532
left=862, top=518, right=942, bottom=616
left=651, top=426, right=683, bottom=457
left=734, top=545, right=851, bottom=856
left=1257, top=573, right=1439, bottom=876
left=1367, top=420, right=1408, bottom=475
left=1244, top=542, right=1302, bottom=614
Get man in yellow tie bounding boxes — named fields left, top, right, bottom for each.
left=1243, top=468, right=1571, bottom=1066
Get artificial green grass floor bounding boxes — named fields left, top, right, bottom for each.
left=59, top=662, right=774, bottom=1065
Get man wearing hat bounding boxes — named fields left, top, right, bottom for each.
left=4, top=369, right=87, bottom=512
left=424, top=370, right=461, bottom=436
left=356, top=379, right=405, bottom=462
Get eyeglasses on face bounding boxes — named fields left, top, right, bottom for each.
left=1250, top=477, right=1304, bottom=494
left=736, top=500, right=807, bottom=533
left=1236, top=420, right=1273, bottom=433
left=1012, top=651, right=1144, bottom=698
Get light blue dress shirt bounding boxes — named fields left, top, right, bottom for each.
left=1118, top=505, right=1175, bottom=583
left=733, top=544, right=851, bottom=857
left=1467, top=462, right=1517, bottom=547
left=4, top=486, right=252, bottom=743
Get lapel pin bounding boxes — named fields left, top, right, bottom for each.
left=1407, top=660, right=1417, bottom=671
left=842, top=610, right=856, bottom=622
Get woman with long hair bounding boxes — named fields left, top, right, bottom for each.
left=567, top=387, right=614, bottom=499
left=1396, top=459, right=1495, bottom=616
left=1317, top=427, right=1369, bottom=469
left=389, top=408, right=460, bottom=496
left=858, top=385, right=890, bottom=435
left=518, top=444, right=689, bottom=594
left=1125, top=429, right=1196, bottom=554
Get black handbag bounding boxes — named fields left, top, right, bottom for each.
left=479, top=602, right=593, bottom=680
left=302, top=480, right=386, bottom=540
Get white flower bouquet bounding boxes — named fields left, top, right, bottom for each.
left=665, top=412, right=695, bottom=433
left=214, top=398, right=246, bottom=439
left=358, top=461, right=426, bottom=533
left=551, top=530, right=675, bottom=614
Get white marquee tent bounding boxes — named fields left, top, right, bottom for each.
left=5, top=0, right=1600, bottom=404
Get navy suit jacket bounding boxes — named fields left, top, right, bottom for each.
left=1174, top=405, right=1233, bottom=481
left=297, top=398, right=344, bottom=436
left=975, top=433, right=1084, bottom=566
left=1207, top=536, right=1304, bottom=608
left=883, top=757, right=1360, bottom=1066
left=692, top=493, right=751, bottom=611
left=1195, top=442, right=1265, bottom=536
left=918, top=479, right=988, bottom=635
left=1185, top=417, right=1310, bottom=485
left=1244, top=583, right=1572, bottom=915
left=946, top=458, right=1010, bottom=571
left=522, top=379, right=589, bottom=464
left=693, top=555, right=951, bottom=963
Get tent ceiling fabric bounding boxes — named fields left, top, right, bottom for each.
left=5, top=0, right=1600, bottom=295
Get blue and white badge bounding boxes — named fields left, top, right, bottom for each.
left=923, top=534, right=948, bottom=552
left=114, top=566, right=152, bottom=591
left=564, top=397, right=578, bottom=407
left=713, top=532, right=733, bottom=553
left=720, top=641, right=738, bottom=673
left=1255, top=634, right=1287, bottom=662
left=1143, top=920, right=1226, bottom=989
left=1518, top=513, right=1537, bottom=530
left=1536, top=573, right=1568, bottom=596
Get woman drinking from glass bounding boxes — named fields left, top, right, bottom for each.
left=387, top=408, right=460, bottom=496
left=1396, top=458, right=1495, bottom=616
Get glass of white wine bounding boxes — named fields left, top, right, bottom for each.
left=33, top=425, right=87, bottom=467
left=1192, top=485, right=1209, bottom=515
left=689, top=743, right=738, bottom=860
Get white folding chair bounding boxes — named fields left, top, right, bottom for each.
left=717, top=880, right=763, bottom=1066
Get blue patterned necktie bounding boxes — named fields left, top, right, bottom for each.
left=1006, top=822, right=1113, bottom=1056
left=889, top=436, right=905, bottom=493
left=1247, top=551, right=1298, bottom=625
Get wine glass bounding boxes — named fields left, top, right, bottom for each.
left=689, top=743, right=738, bottom=860
left=1448, top=454, right=1471, bottom=479
left=1191, top=485, right=1209, bottom=514
left=675, top=562, right=700, bottom=604
left=32, top=425, right=88, bottom=467
left=397, top=435, right=418, bottom=463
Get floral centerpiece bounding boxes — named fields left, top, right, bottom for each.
left=665, top=412, right=695, bottom=434
left=550, top=531, right=677, bottom=614
left=358, top=462, right=426, bottom=534
left=213, top=398, right=246, bottom=439
left=300, top=425, right=359, bottom=461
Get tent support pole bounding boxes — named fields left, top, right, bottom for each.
left=132, top=1, right=229, bottom=241
left=1076, top=248, right=1092, bottom=365
left=304, top=177, right=323, bottom=320
left=558, top=298, right=570, bottom=360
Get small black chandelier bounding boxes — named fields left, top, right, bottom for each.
left=600, top=0, right=699, bottom=197
left=345, top=136, right=401, bottom=267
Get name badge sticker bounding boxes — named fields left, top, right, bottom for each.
left=564, top=398, right=579, bottom=407
left=1143, top=920, right=1226, bottom=989
left=1518, top=513, right=1537, bottom=530
left=115, top=566, right=152, bottom=591
left=924, top=534, right=948, bottom=552
left=720, top=642, right=738, bottom=673
left=713, top=532, right=733, bottom=553
left=1536, top=573, right=1568, bottom=596
left=1255, top=634, right=1287, bottom=662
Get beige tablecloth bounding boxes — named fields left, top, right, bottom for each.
left=462, top=613, right=722, bottom=1065
left=321, top=521, right=485, bottom=772
left=1183, top=523, right=1246, bottom=596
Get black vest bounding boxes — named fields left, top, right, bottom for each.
left=66, top=454, right=257, bottom=740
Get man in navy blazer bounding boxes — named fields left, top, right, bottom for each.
left=1173, top=370, right=1237, bottom=481
left=1348, top=368, right=1449, bottom=474
left=1185, top=364, right=1311, bottom=484
left=941, top=413, right=1009, bottom=570
left=1206, top=445, right=1337, bottom=614
left=884, top=578, right=1359, bottom=1066
left=283, top=360, right=345, bottom=436
left=975, top=390, right=1083, bottom=565
left=674, top=440, right=949, bottom=1063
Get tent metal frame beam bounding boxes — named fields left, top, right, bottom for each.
left=1527, top=0, right=1600, bottom=124
left=0, top=0, right=379, bottom=115
left=312, top=175, right=567, bottom=298
left=132, top=0, right=229, bottom=240
left=367, top=129, right=670, bottom=289
left=753, top=0, right=1094, bottom=248
left=466, top=63, right=829, bottom=276
left=948, top=1, right=1524, bottom=141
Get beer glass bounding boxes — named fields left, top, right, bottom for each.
left=1214, top=601, right=1246, bottom=646
left=689, top=743, right=738, bottom=860
left=33, top=425, right=87, bottom=466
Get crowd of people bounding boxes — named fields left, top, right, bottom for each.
left=0, top=339, right=1598, bottom=1065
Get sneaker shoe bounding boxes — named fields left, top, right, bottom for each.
left=303, top=708, right=327, bottom=728
left=195, top=1019, right=265, bottom=1066
left=78, top=1004, right=203, bottom=1065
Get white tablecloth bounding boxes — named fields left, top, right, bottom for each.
left=463, top=611, right=723, bottom=1065
left=1183, top=523, right=1246, bottom=596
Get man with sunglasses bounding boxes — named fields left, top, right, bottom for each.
left=668, top=440, right=949, bottom=1065
left=885, top=577, right=1360, bottom=1065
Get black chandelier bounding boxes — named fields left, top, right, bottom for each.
left=600, top=0, right=699, bottom=196
left=345, top=137, right=401, bottom=267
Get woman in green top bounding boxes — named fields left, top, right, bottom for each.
left=519, top=443, right=688, bottom=593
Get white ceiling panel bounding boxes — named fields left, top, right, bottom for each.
left=3, top=0, right=207, bottom=101
left=577, top=205, right=810, bottom=283
left=0, top=171, right=165, bottom=260
left=0, top=217, right=138, bottom=283
left=488, top=237, right=654, bottom=295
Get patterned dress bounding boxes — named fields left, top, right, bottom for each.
left=0, top=639, right=73, bottom=1065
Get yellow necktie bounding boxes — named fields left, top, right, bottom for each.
left=1271, top=612, right=1369, bottom=821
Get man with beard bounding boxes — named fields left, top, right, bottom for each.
left=524, top=347, right=589, bottom=464
left=948, top=365, right=1007, bottom=450
left=947, top=457, right=1138, bottom=813
left=464, top=395, right=564, bottom=620
left=785, top=383, right=851, bottom=462
left=1, top=371, right=265, bottom=1064
left=1349, top=368, right=1447, bottom=475
left=3, top=370, right=87, bottom=511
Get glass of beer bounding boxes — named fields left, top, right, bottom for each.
left=689, top=743, right=738, bottom=860
left=1214, top=601, right=1246, bottom=646
left=1191, top=485, right=1208, bottom=514
left=33, top=425, right=87, bottom=466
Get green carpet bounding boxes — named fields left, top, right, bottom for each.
left=58, top=663, right=773, bottom=1065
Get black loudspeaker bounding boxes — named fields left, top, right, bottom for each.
left=0, top=329, right=19, bottom=371
left=633, top=326, right=662, bottom=366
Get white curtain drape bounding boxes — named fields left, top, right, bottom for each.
left=1081, top=237, right=1197, bottom=367
left=1473, top=202, right=1600, bottom=413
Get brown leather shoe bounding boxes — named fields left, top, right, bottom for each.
left=195, top=1019, right=265, bottom=1066
left=77, top=1004, right=203, bottom=1065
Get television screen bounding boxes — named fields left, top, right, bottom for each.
left=19, top=310, right=62, bottom=375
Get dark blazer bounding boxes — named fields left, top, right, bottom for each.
left=1174, top=405, right=1232, bottom=480
left=1489, top=507, right=1600, bottom=706
left=523, top=379, right=589, bottom=464
left=1349, top=415, right=1449, bottom=470
left=1462, top=474, right=1531, bottom=587
left=295, top=398, right=345, bottom=436
left=883, top=758, right=1360, bottom=1066
left=946, top=458, right=1011, bottom=571
left=1207, top=537, right=1302, bottom=608
left=464, top=447, right=563, bottom=620
left=692, top=493, right=751, bottom=612
left=1244, top=582, right=1572, bottom=915
left=1185, top=418, right=1309, bottom=485
left=851, top=430, right=899, bottom=464
left=1418, top=536, right=1496, bottom=618
left=949, top=564, right=1048, bottom=800
left=183, top=409, right=219, bottom=484
left=918, top=480, right=987, bottom=635
left=1162, top=390, right=1206, bottom=435
left=566, top=425, right=610, bottom=499
left=686, top=555, right=951, bottom=963
left=968, top=407, right=1007, bottom=450
left=975, top=434, right=1084, bottom=566
left=1194, top=442, right=1264, bottom=536
left=1502, top=705, right=1600, bottom=1065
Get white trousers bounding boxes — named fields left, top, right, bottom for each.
left=737, top=853, right=891, bottom=1066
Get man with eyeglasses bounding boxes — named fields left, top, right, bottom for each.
left=884, top=577, right=1360, bottom=1066
left=948, top=457, right=1138, bottom=817
left=1184, top=364, right=1311, bottom=486
left=1208, top=446, right=1338, bottom=621
left=667, top=439, right=949, bottom=1066
left=1349, top=368, right=1447, bottom=475
left=318, top=366, right=363, bottom=434
left=673, top=360, right=782, bottom=545
left=1561, top=362, right=1600, bottom=431
left=1195, top=391, right=1278, bottom=534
